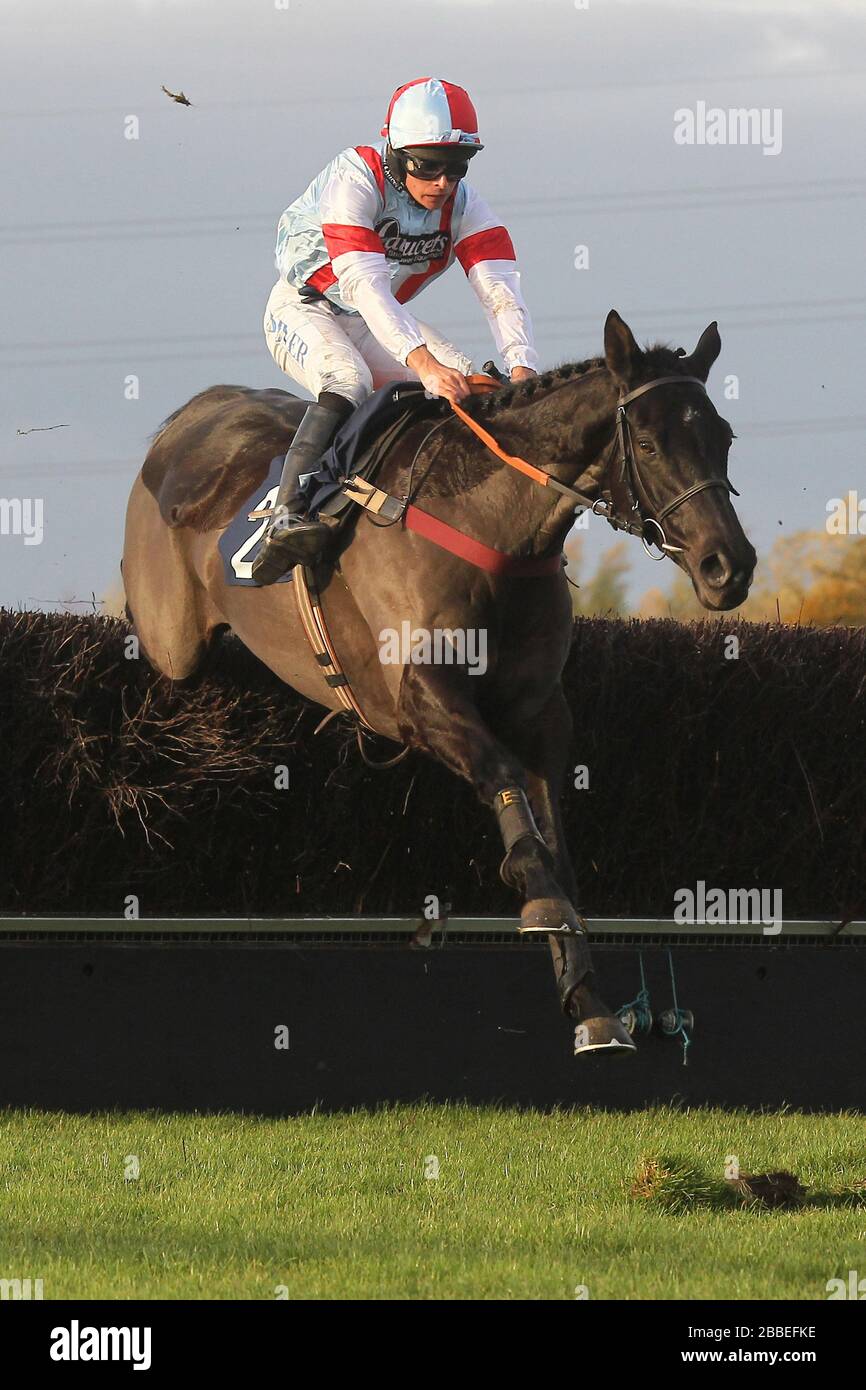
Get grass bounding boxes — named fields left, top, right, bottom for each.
left=2, top=1105, right=866, bottom=1299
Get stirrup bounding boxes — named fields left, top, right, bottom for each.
left=252, top=514, right=331, bottom=585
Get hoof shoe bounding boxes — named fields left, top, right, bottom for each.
left=570, top=979, right=638, bottom=1056
left=519, top=898, right=586, bottom=936
left=573, top=1019, right=638, bottom=1056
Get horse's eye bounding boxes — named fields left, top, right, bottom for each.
left=638, top=439, right=655, bottom=454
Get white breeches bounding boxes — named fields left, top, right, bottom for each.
left=263, top=277, right=473, bottom=409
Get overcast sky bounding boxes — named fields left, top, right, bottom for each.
left=1, top=0, right=863, bottom=611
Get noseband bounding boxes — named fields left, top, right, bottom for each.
left=595, top=375, right=740, bottom=559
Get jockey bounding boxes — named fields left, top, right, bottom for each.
left=253, top=76, right=539, bottom=584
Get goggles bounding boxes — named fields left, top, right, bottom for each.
left=402, top=152, right=471, bottom=182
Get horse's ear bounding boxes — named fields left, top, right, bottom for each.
left=604, top=310, right=641, bottom=388
left=682, top=321, right=721, bottom=382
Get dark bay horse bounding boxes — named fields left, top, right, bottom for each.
left=123, top=310, right=756, bottom=1056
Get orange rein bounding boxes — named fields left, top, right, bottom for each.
left=447, top=374, right=552, bottom=488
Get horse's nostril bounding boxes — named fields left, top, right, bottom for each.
left=699, top=552, right=732, bottom=587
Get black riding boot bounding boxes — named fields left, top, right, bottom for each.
left=251, top=397, right=350, bottom=585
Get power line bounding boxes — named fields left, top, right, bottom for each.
left=1, top=292, right=862, bottom=359
left=502, top=176, right=862, bottom=208
left=0, top=458, right=141, bottom=480
left=4, top=415, right=865, bottom=481
left=735, top=415, right=866, bottom=438
left=3, top=307, right=864, bottom=371
left=3, top=178, right=865, bottom=248
left=541, top=307, right=866, bottom=334
left=0, top=66, right=862, bottom=120
left=2, top=177, right=862, bottom=238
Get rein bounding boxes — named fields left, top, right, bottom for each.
left=450, top=371, right=739, bottom=562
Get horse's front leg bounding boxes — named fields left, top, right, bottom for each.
left=496, top=685, right=633, bottom=1051
left=398, top=666, right=634, bottom=1054
left=398, top=663, right=563, bottom=904
left=497, top=683, right=578, bottom=902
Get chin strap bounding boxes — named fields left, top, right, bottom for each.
left=383, top=143, right=407, bottom=191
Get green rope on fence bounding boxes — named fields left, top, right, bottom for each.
left=616, top=951, right=654, bottom=1035
left=666, top=947, right=692, bottom=1066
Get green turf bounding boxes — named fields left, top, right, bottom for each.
left=2, top=1105, right=865, bottom=1300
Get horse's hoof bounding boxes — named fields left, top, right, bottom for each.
left=519, top=898, right=586, bottom=935
left=573, top=1019, right=637, bottom=1056
left=570, top=981, right=637, bottom=1056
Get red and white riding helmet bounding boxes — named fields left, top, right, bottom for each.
left=381, top=78, right=484, bottom=152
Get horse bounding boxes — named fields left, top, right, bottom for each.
left=122, top=310, right=757, bottom=1056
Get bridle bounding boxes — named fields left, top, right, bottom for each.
left=449, top=372, right=740, bottom=562
left=597, top=375, right=740, bottom=560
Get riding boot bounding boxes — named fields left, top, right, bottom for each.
left=251, top=396, right=351, bottom=585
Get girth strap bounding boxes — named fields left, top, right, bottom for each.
left=342, top=476, right=564, bottom=578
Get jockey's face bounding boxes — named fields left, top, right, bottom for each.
left=405, top=169, right=458, bottom=211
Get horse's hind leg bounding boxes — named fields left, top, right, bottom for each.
left=122, top=476, right=213, bottom=681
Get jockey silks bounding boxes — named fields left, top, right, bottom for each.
left=273, top=139, right=538, bottom=373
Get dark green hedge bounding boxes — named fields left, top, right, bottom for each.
left=0, top=610, right=863, bottom=920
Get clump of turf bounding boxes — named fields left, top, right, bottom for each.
left=827, top=1178, right=866, bottom=1209
left=724, top=1171, right=806, bottom=1209
left=630, top=1154, right=723, bottom=1213
left=632, top=1156, right=814, bottom=1212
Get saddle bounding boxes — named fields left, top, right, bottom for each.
left=246, top=366, right=508, bottom=557
left=307, top=381, right=441, bottom=538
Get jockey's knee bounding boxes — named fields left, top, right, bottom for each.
left=317, top=390, right=355, bottom=422
left=315, top=355, right=373, bottom=410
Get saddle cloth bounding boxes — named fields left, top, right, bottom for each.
left=217, top=380, right=440, bottom=586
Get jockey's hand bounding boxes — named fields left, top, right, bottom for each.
left=510, top=366, right=537, bottom=383
left=407, top=345, right=472, bottom=405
